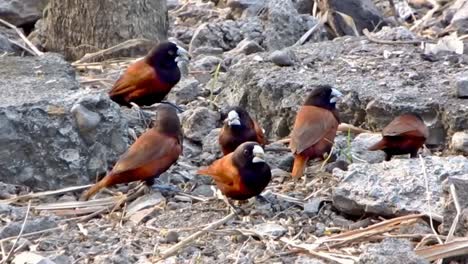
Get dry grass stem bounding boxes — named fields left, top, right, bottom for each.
left=156, top=212, right=236, bottom=261
left=0, top=18, right=43, bottom=56
left=1, top=201, right=31, bottom=263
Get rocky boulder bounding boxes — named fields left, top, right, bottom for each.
left=190, top=0, right=325, bottom=54
left=332, top=155, right=468, bottom=216
left=0, top=0, right=48, bottom=27
left=0, top=53, right=129, bottom=190
left=215, top=36, right=468, bottom=148
left=358, top=238, right=428, bottom=264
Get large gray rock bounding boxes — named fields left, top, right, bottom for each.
left=334, top=133, right=386, bottom=164
left=0, top=33, right=14, bottom=53
left=189, top=18, right=264, bottom=54
left=181, top=107, right=220, bottom=143
left=215, top=37, right=468, bottom=147
left=0, top=53, right=129, bottom=190
left=0, top=0, right=48, bottom=26
left=358, top=238, right=428, bottom=264
left=450, top=0, right=468, bottom=34
left=327, top=0, right=387, bottom=36
left=332, top=156, right=468, bottom=216
left=190, top=0, right=325, bottom=53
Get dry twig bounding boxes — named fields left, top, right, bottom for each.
left=156, top=212, right=236, bottom=261
left=0, top=18, right=43, bottom=56
left=1, top=201, right=31, bottom=263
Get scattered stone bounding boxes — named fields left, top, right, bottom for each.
left=269, top=49, right=297, bottom=67
left=358, top=238, right=428, bottom=264
left=12, top=252, right=56, bottom=264
left=271, top=168, right=290, bottom=181
left=164, top=231, right=180, bottom=244
left=254, top=223, right=287, bottom=239
left=0, top=0, right=48, bottom=26
left=278, top=154, right=294, bottom=172
left=0, top=33, right=15, bottom=53
left=0, top=216, right=58, bottom=239
left=182, top=107, right=220, bottom=142
left=167, top=77, right=202, bottom=105
left=324, top=160, right=349, bottom=173
left=202, top=128, right=222, bottom=156
left=333, top=156, right=468, bottom=216
left=191, top=55, right=224, bottom=72
left=0, top=204, right=27, bottom=221
left=192, top=184, right=215, bottom=197
left=373, top=26, right=417, bottom=41
left=349, top=133, right=386, bottom=163
left=455, top=75, right=468, bottom=98
left=294, top=256, right=325, bottom=264
left=228, top=39, right=264, bottom=55
left=451, top=131, right=468, bottom=154
left=0, top=53, right=129, bottom=190
left=0, top=182, right=29, bottom=199
left=126, top=192, right=165, bottom=216
left=48, top=255, right=72, bottom=264
left=303, top=197, right=324, bottom=214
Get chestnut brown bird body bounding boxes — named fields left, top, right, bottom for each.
left=197, top=142, right=271, bottom=200
left=219, top=107, right=266, bottom=155
left=290, top=85, right=342, bottom=178
left=109, top=41, right=190, bottom=107
left=81, top=105, right=183, bottom=200
left=368, top=113, right=429, bottom=161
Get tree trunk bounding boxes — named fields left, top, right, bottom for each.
left=44, top=0, right=168, bottom=60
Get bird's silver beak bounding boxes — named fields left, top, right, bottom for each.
left=175, top=45, right=191, bottom=63
left=330, top=88, right=343, bottom=103
left=252, top=145, right=265, bottom=163
left=227, top=111, right=241, bottom=126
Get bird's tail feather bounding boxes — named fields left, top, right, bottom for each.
left=368, top=139, right=387, bottom=151
left=291, top=155, right=309, bottom=178
left=80, top=175, right=111, bottom=201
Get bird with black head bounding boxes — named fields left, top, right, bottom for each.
left=109, top=41, right=190, bottom=108
left=290, top=85, right=343, bottom=178
left=197, top=142, right=272, bottom=209
left=219, top=107, right=266, bottom=155
left=81, top=104, right=183, bottom=200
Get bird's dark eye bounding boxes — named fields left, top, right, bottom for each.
left=168, top=50, right=175, bottom=56
left=243, top=149, right=249, bottom=155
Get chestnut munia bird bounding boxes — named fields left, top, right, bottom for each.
left=81, top=104, right=183, bottom=200
left=197, top=142, right=271, bottom=200
left=368, top=113, right=429, bottom=161
left=109, top=41, right=190, bottom=107
left=290, top=85, right=343, bottom=178
left=218, top=107, right=267, bottom=155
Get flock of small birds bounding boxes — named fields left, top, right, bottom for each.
left=81, top=41, right=430, bottom=211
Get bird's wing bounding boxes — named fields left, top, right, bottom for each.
left=290, top=106, right=338, bottom=154
left=253, top=120, right=267, bottom=145
left=112, top=129, right=180, bottom=174
left=109, top=60, right=156, bottom=97
left=197, top=153, right=239, bottom=186
left=383, top=115, right=428, bottom=138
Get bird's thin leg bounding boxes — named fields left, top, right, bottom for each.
left=222, top=195, right=243, bottom=214
left=159, top=101, right=184, bottom=113
left=130, top=102, right=151, bottom=128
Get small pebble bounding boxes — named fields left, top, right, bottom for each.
left=165, top=231, right=179, bottom=243
left=455, top=76, right=468, bottom=98
left=269, top=49, right=296, bottom=67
